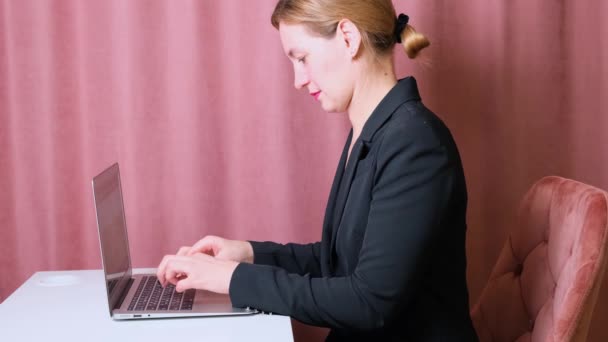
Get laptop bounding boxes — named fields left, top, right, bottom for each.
left=92, top=163, right=257, bottom=320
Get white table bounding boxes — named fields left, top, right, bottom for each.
left=0, top=269, right=293, bottom=341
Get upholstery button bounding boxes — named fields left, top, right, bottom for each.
left=514, top=263, right=523, bottom=276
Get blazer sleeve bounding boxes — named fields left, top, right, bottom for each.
left=249, top=240, right=323, bottom=277
left=230, top=117, right=455, bottom=331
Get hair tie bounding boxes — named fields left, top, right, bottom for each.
left=394, top=13, right=409, bottom=44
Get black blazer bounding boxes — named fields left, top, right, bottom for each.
left=229, top=77, right=478, bottom=341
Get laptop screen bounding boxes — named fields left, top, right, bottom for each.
left=92, top=163, right=133, bottom=313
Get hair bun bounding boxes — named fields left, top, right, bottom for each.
left=402, top=26, right=430, bottom=59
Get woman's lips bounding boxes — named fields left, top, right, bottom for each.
left=311, top=91, right=321, bottom=100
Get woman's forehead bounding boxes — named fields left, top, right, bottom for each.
left=279, top=23, right=333, bottom=54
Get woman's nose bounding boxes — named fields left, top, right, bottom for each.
left=293, top=68, right=309, bottom=90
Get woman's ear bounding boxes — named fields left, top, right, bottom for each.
left=336, top=19, right=362, bottom=59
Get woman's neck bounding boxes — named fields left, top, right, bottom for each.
left=348, top=61, right=397, bottom=139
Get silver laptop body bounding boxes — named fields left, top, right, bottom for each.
left=92, top=163, right=256, bottom=320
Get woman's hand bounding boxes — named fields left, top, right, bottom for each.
left=156, top=253, right=239, bottom=294
left=179, top=235, right=254, bottom=263
left=156, top=235, right=253, bottom=293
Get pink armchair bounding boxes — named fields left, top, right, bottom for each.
left=471, top=176, right=608, bottom=341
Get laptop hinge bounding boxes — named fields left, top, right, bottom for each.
left=114, top=277, right=134, bottom=310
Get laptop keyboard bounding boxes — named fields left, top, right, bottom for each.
left=127, top=276, right=195, bottom=311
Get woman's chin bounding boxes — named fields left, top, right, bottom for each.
left=320, top=102, right=345, bottom=114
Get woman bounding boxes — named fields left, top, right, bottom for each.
left=157, top=0, right=478, bottom=340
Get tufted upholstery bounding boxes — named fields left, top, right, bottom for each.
left=471, top=176, right=608, bottom=342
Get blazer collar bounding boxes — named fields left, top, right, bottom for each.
left=359, top=76, right=421, bottom=143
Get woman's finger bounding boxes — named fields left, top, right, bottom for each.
left=164, top=257, right=190, bottom=285
left=189, top=236, right=218, bottom=256
left=156, top=254, right=173, bottom=286
left=176, top=276, right=194, bottom=293
left=176, top=246, right=191, bottom=256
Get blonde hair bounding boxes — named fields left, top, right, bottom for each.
left=271, top=0, right=430, bottom=59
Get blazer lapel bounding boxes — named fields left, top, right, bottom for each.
left=329, top=138, right=367, bottom=261
left=320, top=130, right=352, bottom=274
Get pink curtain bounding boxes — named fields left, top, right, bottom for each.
left=1, top=1, right=607, bottom=341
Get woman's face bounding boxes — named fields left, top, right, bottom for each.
left=279, top=22, right=355, bottom=113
